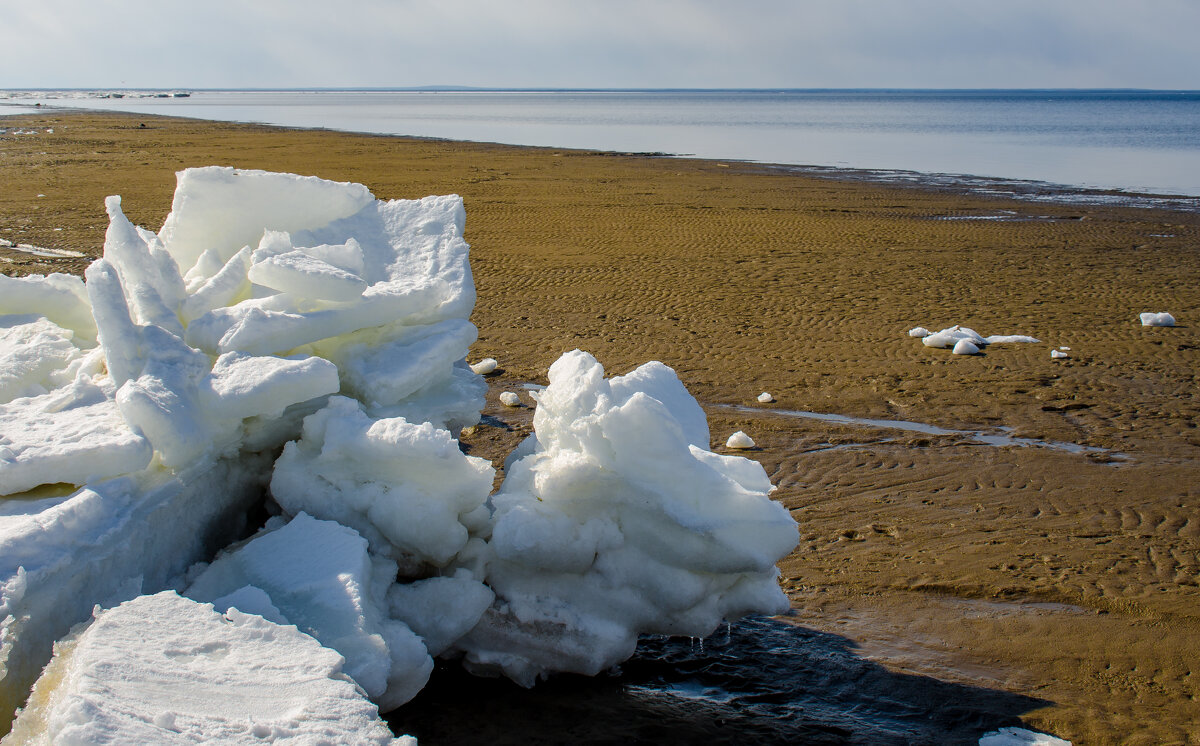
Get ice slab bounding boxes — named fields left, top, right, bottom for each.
left=6, top=592, right=408, bottom=745
left=0, top=455, right=269, bottom=732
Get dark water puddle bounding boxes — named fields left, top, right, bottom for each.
left=387, top=616, right=1046, bottom=745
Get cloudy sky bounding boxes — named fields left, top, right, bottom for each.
left=4, top=0, right=1198, bottom=90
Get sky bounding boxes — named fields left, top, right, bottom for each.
left=3, top=0, right=1198, bottom=90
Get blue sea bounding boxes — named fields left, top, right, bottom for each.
left=4, top=88, right=1200, bottom=206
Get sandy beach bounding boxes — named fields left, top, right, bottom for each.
left=3, top=110, right=1199, bottom=744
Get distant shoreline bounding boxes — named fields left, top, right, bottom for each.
left=6, top=88, right=1200, bottom=201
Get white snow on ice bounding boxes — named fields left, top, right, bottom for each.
left=5, top=592, right=408, bottom=745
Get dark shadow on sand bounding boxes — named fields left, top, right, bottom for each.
left=387, top=615, right=1048, bottom=745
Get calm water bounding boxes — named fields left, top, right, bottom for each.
left=4, top=89, right=1200, bottom=201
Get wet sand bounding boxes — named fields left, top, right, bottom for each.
left=3, top=111, right=1199, bottom=744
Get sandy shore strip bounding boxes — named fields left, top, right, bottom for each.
left=3, top=110, right=1199, bottom=744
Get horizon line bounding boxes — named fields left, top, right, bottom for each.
left=4, top=86, right=1200, bottom=94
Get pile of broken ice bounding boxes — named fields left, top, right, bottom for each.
left=0, top=168, right=796, bottom=741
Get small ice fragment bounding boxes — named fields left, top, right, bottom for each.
left=1139, top=312, right=1175, bottom=327
left=470, top=357, right=497, bottom=375
left=757, top=392, right=773, bottom=403
left=923, top=325, right=986, bottom=349
left=725, top=430, right=755, bottom=449
left=908, top=326, right=931, bottom=338
left=1050, top=349, right=1069, bottom=359
left=952, top=339, right=980, bottom=355
left=1059, top=346, right=1070, bottom=351
left=499, top=391, right=521, bottom=407
left=978, top=726, right=1072, bottom=745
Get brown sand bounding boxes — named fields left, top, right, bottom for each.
left=3, top=111, right=1199, bottom=744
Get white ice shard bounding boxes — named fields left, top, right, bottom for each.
left=6, top=592, right=408, bottom=745
left=469, top=357, right=497, bottom=375
left=952, top=338, right=981, bottom=355
left=1139, top=311, right=1175, bottom=327
left=186, top=513, right=433, bottom=711
left=459, top=350, right=797, bottom=685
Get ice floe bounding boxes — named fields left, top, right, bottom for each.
left=1139, top=311, right=1175, bottom=327
left=0, top=168, right=799, bottom=738
left=6, top=592, right=408, bottom=745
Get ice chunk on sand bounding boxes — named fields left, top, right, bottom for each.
left=952, top=339, right=981, bottom=355
left=756, top=392, right=773, bottom=403
left=920, top=325, right=1039, bottom=349
left=908, top=326, right=931, bottom=337
left=470, top=357, right=497, bottom=375
left=1140, top=311, right=1176, bottom=327
left=499, top=391, right=521, bottom=407
left=923, top=325, right=986, bottom=349
left=1051, top=349, right=1069, bottom=359
left=6, top=592, right=407, bottom=745
left=186, top=513, right=432, bottom=710
left=984, top=334, right=1040, bottom=344
left=459, top=350, right=797, bottom=685
left=725, top=430, right=756, bottom=449
left=978, top=726, right=1072, bottom=745
left=270, top=396, right=494, bottom=574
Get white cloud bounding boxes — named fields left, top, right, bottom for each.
left=2, top=0, right=1198, bottom=88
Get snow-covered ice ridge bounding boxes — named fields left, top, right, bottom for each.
left=0, top=168, right=797, bottom=741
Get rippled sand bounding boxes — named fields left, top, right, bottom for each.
left=3, top=111, right=1198, bottom=744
